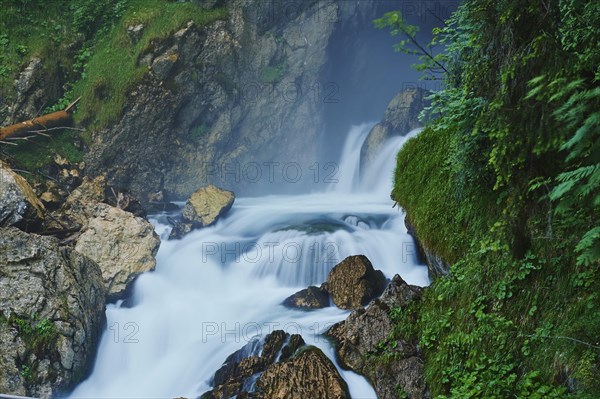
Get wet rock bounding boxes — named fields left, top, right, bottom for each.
left=254, top=346, right=350, bottom=399
left=326, top=275, right=427, bottom=399
left=74, top=203, right=160, bottom=301
left=360, top=87, right=430, bottom=167
left=170, top=185, right=234, bottom=239
left=0, top=160, right=44, bottom=230
left=182, top=185, right=235, bottom=226
left=0, top=227, right=105, bottom=398
left=203, top=330, right=306, bottom=399
left=405, top=217, right=450, bottom=278
left=282, top=286, right=330, bottom=310
left=326, top=255, right=387, bottom=310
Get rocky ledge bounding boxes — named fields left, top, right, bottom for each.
left=0, top=228, right=105, bottom=398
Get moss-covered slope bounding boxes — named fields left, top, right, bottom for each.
left=386, top=0, right=600, bottom=397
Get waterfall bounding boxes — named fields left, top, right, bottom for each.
left=69, top=124, right=428, bottom=399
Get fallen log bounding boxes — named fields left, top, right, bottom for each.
left=0, top=97, right=81, bottom=141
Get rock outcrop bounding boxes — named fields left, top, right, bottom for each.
left=326, top=255, right=387, bottom=310
left=282, top=285, right=330, bottom=310
left=170, top=184, right=235, bottom=239
left=405, top=217, right=451, bottom=278
left=360, top=87, right=430, bottom=167
left=0, top=227, right=105, bottom=398
left=326, top=275, right=427, bottom=399
left=74, top=203, right=160, bottom=300
left=255, top=346, right=349, bottom=399
left=0, top=160, right=45, bottom=230
left=202, top=330, right=348, bottom=399
left=79, top=1, right=403, bottom=203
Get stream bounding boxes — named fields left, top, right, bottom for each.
left=70, top=123, right=429, bottom=398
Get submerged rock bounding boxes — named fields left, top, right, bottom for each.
left=326, top=275, right=427, bottom=399
left=326, top=255, right=387, bottom=310
left=0, top=227, right=105, bottom=398
left=170, top=184, right=234, bottom=239
left=0, top=160, right=45, bottom=230
left=282, top=286, right=330, bottom=310
left=74, top=203, right=160, bottom=301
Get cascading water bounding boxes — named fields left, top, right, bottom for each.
left=70, top=124, right=428, bottom=399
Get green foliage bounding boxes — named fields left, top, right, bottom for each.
left=72, top=0, right=228, bottom=128
left=386, top=0, right=600, bottom=397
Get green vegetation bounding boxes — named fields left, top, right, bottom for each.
left=261, top=62, right=287, bottom=83
left=0, top=311, right=59, bottom=383
left=71, top=0, right=227, bottom=128
left=377, top=0, right=600, bottom=397
left=1, top=0, right=227, bottom=173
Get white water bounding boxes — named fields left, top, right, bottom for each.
left=70, top=123, right=427, bottom=399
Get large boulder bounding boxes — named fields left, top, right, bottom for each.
left=74, top=203, right=160, bottom=301
left=282, top=286, right=330, bottom=310
left=255, top=346, right=350, bottom=399
left=360, top=87, right=430, bottom=167
left=0, top=160, right=44, bottom=230
left=170, top=185, right=234, bottom=239
left=0, top=227, right=105, bottom=398
left=202, top=330, right=349, bottom=399
left=202, top=330, right=305, bottom=399
left=326, top=255, right=387, bottom=310
left=326, top=275, right=427, bottom=399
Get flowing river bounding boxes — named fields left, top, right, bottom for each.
left=70, top=123, right=429, bottom=398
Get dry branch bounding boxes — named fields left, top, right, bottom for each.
left=0, top=97, right=81, bottom=141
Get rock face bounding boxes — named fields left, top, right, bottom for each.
left=0, top=227, right=105, bottom=398
left=405, top=217, right=451, bottom=278
left=170, top=184, right=235, bottom=239
left=81, top=1, right=397, bottom=204
left=1, top=57, right=63, bottom=127
left=326, top=255, right=387, bottom=310
left=0, top=160, right=45, bottom=230
left=327, top=275, right=427, bottom=399
left=202, top=330, right=348, bottom=399
left=282, top=286, right=330, bottom=310
left=360, top=87, right=430, bottom=167
left=74, top=203, right=160, bottom=300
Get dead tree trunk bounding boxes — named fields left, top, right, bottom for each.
left=0, top=97, right=81, bottom=141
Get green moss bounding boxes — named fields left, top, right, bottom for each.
left=261, top=63, right=286, bottom=83
left=391, top=122, right=599, bottom=399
